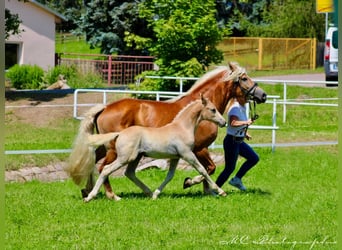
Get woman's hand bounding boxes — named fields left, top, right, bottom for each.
left=245, top=119, right=253, bottom=126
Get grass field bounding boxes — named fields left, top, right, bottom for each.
left=5, top=35, right=338, bottom=248
left=5, top=145, right=337, bottom=249
left=5, top=86, right=338, bottom=249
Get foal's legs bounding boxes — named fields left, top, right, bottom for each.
left=124, top=155, right=153, bottom=197
left=152, top=158, right=180, bottom=199
left=97, top=148, right=117, bottom=199
left=183, top=148, right=216, bottom=194
left=84, top=160, right=124, bottom=202
left=81, top=145, right=106, bottom=198
left=182, top=151, right=226, bottom=197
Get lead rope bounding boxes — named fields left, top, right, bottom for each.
left=250, top=100, right=259, bottom=121
left=244, top=100, right=259, bottom=135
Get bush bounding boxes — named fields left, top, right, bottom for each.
left=67, top=72, right=106, bottom=89
left=6, top=64, right=45, bottom=89
left=44, top=64, right=78, bottom=84
left=6, top=64, right=107, bottom=90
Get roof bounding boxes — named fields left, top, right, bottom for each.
left=29, top=0, right=67, bottom=22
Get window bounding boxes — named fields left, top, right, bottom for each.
left=332, top=30, right=338, bottom=49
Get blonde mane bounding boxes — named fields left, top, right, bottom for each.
left=172, top=99, right=200, bottom=121
left=167, top=63, right=246, bottom=102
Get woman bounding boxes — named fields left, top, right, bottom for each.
left=216, top=95, right=259, bottom=191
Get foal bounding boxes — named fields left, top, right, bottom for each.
left=83, top=96, right=227, bottom=202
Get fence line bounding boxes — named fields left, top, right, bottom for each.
left=219, top=37, right=317, bottom=70
left=73, top=89, right=278, bottom=152
left=253, top=79, right=339, bottom=122
left=5, top=78, right=338, bottom=155
left=57, top=53, right=155, bottom=86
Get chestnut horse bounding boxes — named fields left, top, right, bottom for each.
left=81, top=96, right=227, bottom=202
left=66, top=62, right=267, bottom=199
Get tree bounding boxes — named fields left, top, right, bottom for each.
left=217, top=0, right=325, bottom=41
left=129, top=0, right=228, bottom=91
left=216, top=0, right=271, bottom=37
left=263, top=0, right=325, bottom=40
left=36, top=0, right=84, bottom=31
left=5, top=9, right=22, bottom=39
left=140, top=0, right=225, bottom=68
left=75, top=0, right=150, bottom=54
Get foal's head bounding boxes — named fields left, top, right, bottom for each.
left=199, top=95, right=226, bottom=127
left=226, top=62, right=267, bottom=104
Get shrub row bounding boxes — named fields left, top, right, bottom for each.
left=6, top=64, right=106, bottom=90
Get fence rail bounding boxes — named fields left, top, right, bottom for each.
left=5, top=78, right=338, bottom=155
left=253, top=79, right=339, bottom=122
left=57, top=53, right=155, bottom=86
left=219, top=37, right=317, bottom=70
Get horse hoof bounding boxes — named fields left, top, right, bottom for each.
left=183, top=177, right=192, bottom=189
left=114, top=196, right=122, bottom=201
left=219, top=191, right=227, bottom=197
left=81, top=189, right=89, bottom=198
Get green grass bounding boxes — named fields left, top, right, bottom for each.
left=55, top=34, right=101, bottom=54
left=4, top=81, right=338, bottom=249
left=5, top=146, right=337, bottom=249
left=5, top=116, right=79, bottom=170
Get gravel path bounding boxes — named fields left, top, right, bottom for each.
left=5, top=153, right=224, bottom=183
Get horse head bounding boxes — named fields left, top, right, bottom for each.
left=228, top=62, right=267, bottom=104
left=200, top=94, right=226, bottom=128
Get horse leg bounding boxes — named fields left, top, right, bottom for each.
left=81, top=173, right=95, bottom=198
left=182, top=151, right=226, bottom=197
left=183, top=148, right=216, bottom=194
left=152, top=158, right=180, bottom=199
left=124, top=155, right=153, bottom=197
left=84, top=159, right=124, bottom=202
left=81, top=145, right=106, bottom=198
left=97, top=148, right=117, bottom=200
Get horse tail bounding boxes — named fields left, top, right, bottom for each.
left=87, top=132, right=120, bottom=147
left=65, top=104, right=105, bottom=186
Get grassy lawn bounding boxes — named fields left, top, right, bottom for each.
left=4, top=35, right=338, bottom=249
left=55, top=33, right=101, bottom=55
left=5, top=145, right=337, bottom=249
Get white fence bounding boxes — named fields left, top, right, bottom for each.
left=253, top=79, right=338, bottom=122
left=5, top=78, right=338, bottom=155
left=73, top=88, right=280, bottom=151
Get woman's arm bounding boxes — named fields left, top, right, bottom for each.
left=229, top=115, right=253, bottom=127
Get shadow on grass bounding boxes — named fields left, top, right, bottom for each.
left=231, top=187, right=272, bottom=196
left=77, top=187, right=272, bottom=202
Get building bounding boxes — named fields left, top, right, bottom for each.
left=5, top=0, right=66, bottom=70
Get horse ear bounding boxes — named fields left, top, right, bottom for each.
left=228, top=62, right=237, bottom=72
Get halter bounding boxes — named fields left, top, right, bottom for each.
left=233, top=76, right=260, bottom=122
left=235, top=78, right=259, bottom=100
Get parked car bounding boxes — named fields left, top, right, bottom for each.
left=324, top=26, right=338, bottom=84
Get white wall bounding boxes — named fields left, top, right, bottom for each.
left=6, top=0, right=57, bottom=70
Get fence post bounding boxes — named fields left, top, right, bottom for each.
left=258, top=38, right=263, bottom=70
left=107, top=55, right=112, bottom=86
left=283, top=82, right=287, bottom=123
left=272, top=98, right=277, bottom=152
left=312, top=38, right=317, bottom=70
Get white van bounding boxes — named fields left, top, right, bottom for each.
left=324, top=26, right=338, bottom=82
